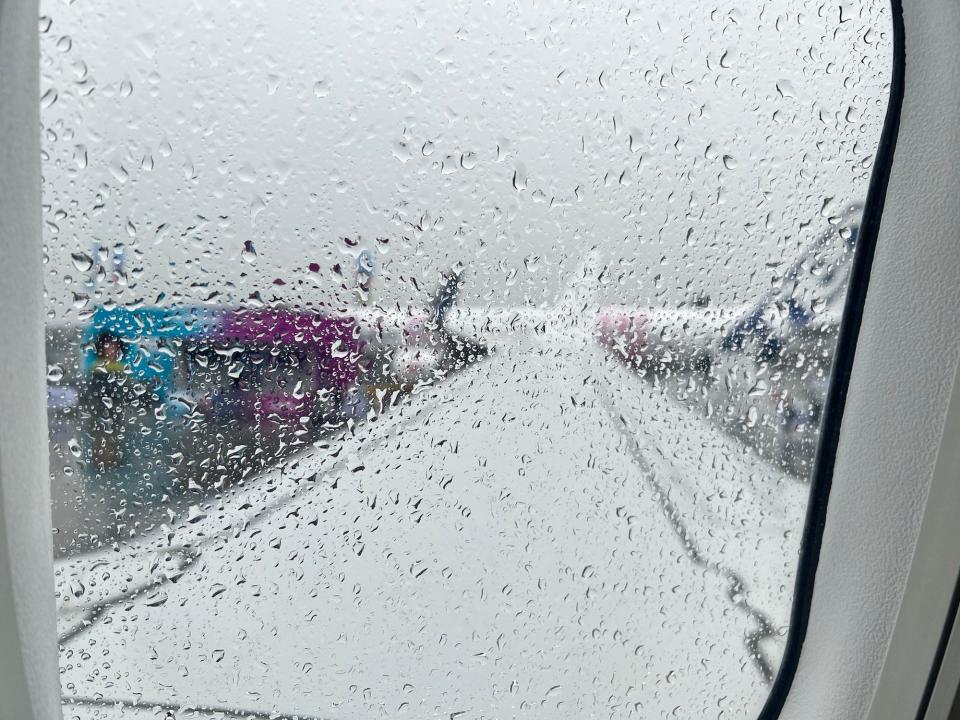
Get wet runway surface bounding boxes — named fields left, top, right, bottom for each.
left=54, top=330, right=807, bottom=720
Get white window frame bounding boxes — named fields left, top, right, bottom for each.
left=1, top=1, right=959, bottom=719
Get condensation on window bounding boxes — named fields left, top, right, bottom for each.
left=42, top=1, right=891, bottom=718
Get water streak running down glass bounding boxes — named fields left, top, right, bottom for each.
left=41, top=1, right=891, bottom=718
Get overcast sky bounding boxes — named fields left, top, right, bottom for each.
left=39, top=0, right=891, bottom=323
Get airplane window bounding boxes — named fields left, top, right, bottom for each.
left=41, top=1, right=892, bottom=717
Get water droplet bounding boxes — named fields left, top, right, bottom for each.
left=72, top=145, right=88, bottom=169
left=512, top=164, right=527, bottom=191
left=441, top=155, right=458, bottom=174
left=40, top=88, right=58, bottom=109
left=330, top=340, right=348, bottom=359
left=187, top=505, right=207, bottom=523
left=400, top=70, right=423, bottom=94
left=775, top=79, right=797, bottom=99
left=70, top=251, right=93, bottom=271
left=68, top=578, right=85, bottom=598
left=144, top=591, right=168, bottom=607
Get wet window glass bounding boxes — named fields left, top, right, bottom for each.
left=42, top=1, right=891, bottom=717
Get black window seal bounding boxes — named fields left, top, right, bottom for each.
left=757, top=1, right=906, bottom=718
